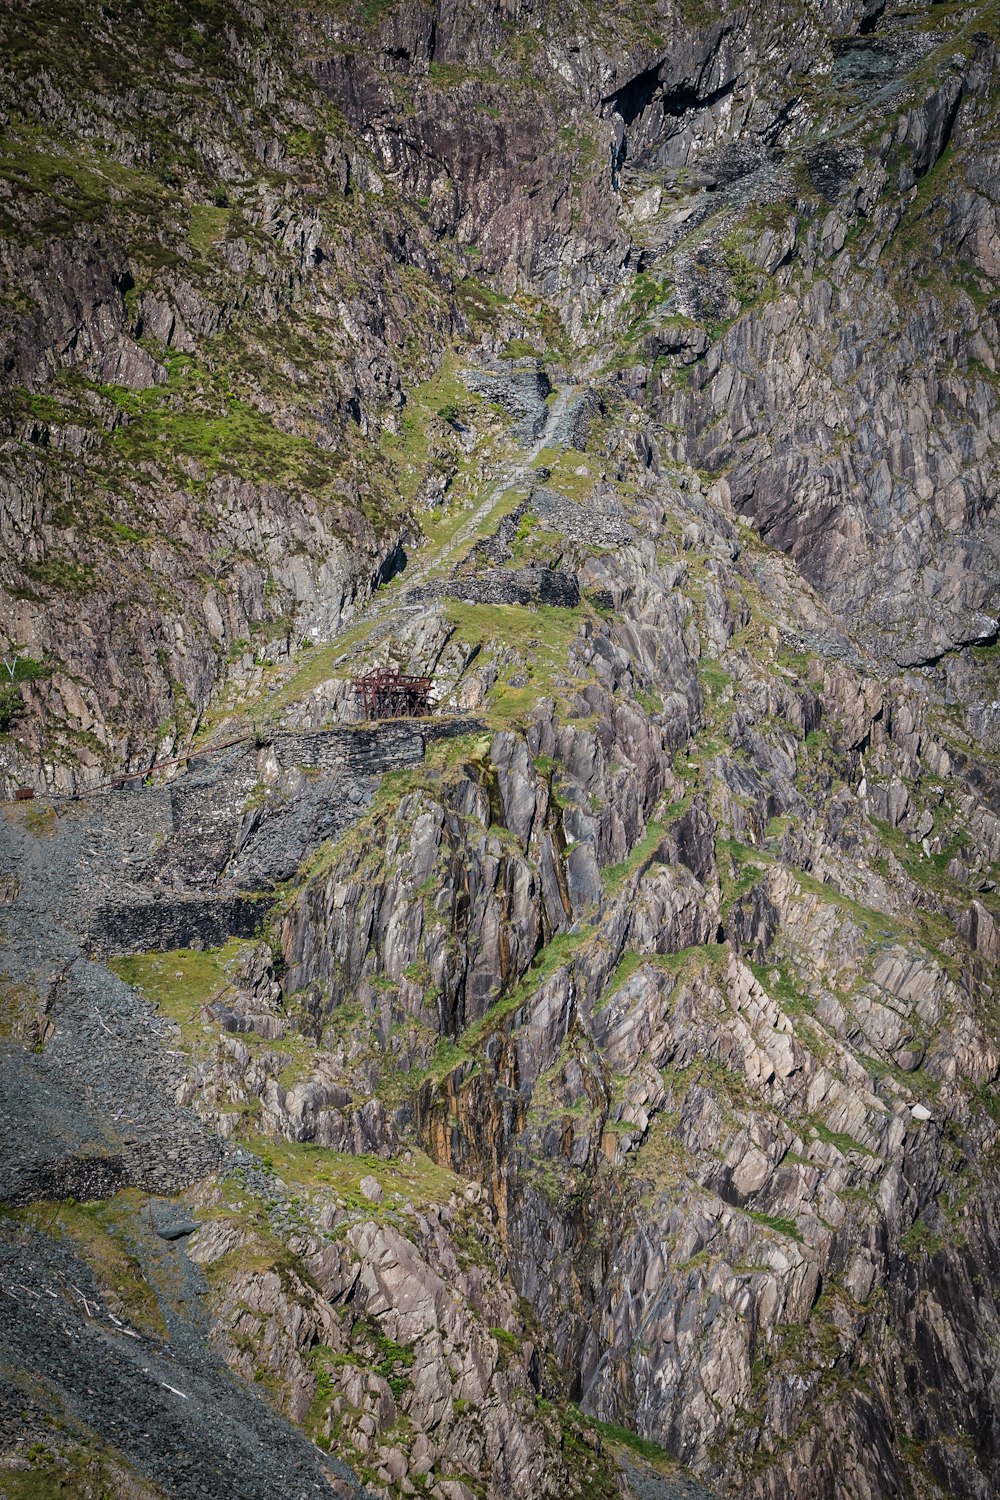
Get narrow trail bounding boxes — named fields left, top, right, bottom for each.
left=327, top=379, right=583, bottom=669
left=194, top=376, right=587, bottom=741
left=54, top=379, right=583, bottom=783
left=414, top=380, right=582, bottom=583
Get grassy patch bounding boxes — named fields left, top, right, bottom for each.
left=602, top=942, right=727, bottom=1004
left=427, top=60, right=504, bottom=87
left=0, top=979, right=43, bottom=1044
left=538, top=446, right=598, bottom=502
left=698, top=659, right=732, bottom=698
left=0, top=682, right=22, bottom=732
left=2, top=654, right=51, bottom=684
left=16, top=1194, right=167, bottom=1338
left=748, top=957, right=816, bottom=1017
left=0, top=1450, right=159, bottom=1499
left=251, top=631, right=366, bottom=721
left=362, top=1315, right=416, bottom=1397
left=241, top=1135, right=463, bottom=1214
left=443, top=600, right=586, bottom=722
left=747, top=1209, right=803, bottom=1242
left=900, top=1217, right=945, bottom=1257
left=454, top=273, right=510, bottom=328
left=592, top=1420, right=675, bottom=1466
left=603, top=819, right=667, bottom=895
left=502, top=337, right=543, bottom=359
left=490, top=1325, right=520, bottom=1353
left=870, top=815, right=968, bottom=905
left=719, top=229, right=772, bottom=311
left=110, top=940, right=325, bottom=1101
left=659, top=1055, right=755, bottom=1113
left=0, top=124, right=165, bottom=230
left=412, top=927, right=594, bottom=1091
left=188, top=202, right=232, bottom=256
left=809, top=1118, right=878, bottom=1160
left=790, top=869, right=901, bottom=945
left=418, top=475, right=527, bottom=565
left=22, top=802, right=58, bottom=837
left=109, top=940, right=253, bottom=1028
left=460, top=927, right=593, bottom=1053
left=21, top=556, right=97, bottom=597
left=91, top=350, right=349, bottom=497
left=717, top=838, right=771, bottom=915
left=380, top=352, right=497, bottom=505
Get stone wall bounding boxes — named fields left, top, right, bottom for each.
left=86, top=894, right=270, bottom=957
left=408, top=567, right=581, bottom=610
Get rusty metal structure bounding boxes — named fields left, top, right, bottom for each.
left=353, top=669, right=433, bottom=720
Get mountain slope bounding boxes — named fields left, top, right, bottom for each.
left=2, top=2, right=1000, bottom=1498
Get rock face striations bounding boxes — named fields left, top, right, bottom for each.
left=2, top=2, right=1000, bottom=1500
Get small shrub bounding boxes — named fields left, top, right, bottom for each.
left=901, top=1218, right=945, bottom=1257
left=490, top=1326, right=520, bottom=1353
left=0, top=683, right=21, bottom=731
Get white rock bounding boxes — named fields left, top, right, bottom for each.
left=626, top=185, right=662, bottom=223
left=910, top=1103, right=933, bottom=1122
left=360, top=1174, right=384, bottom=1203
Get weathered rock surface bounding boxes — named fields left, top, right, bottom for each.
left=3, top=1, right=1000, bottom=1499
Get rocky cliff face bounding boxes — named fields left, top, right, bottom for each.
left=2, top=2, right=1000, bottom=1499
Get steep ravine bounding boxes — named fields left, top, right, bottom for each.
left=2, top=2, right=1000, bottom=1499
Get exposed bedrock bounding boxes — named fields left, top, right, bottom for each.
left=657, top=33, right=1000, bottom=665
left=3, top=2, right=1000, bottom=1498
